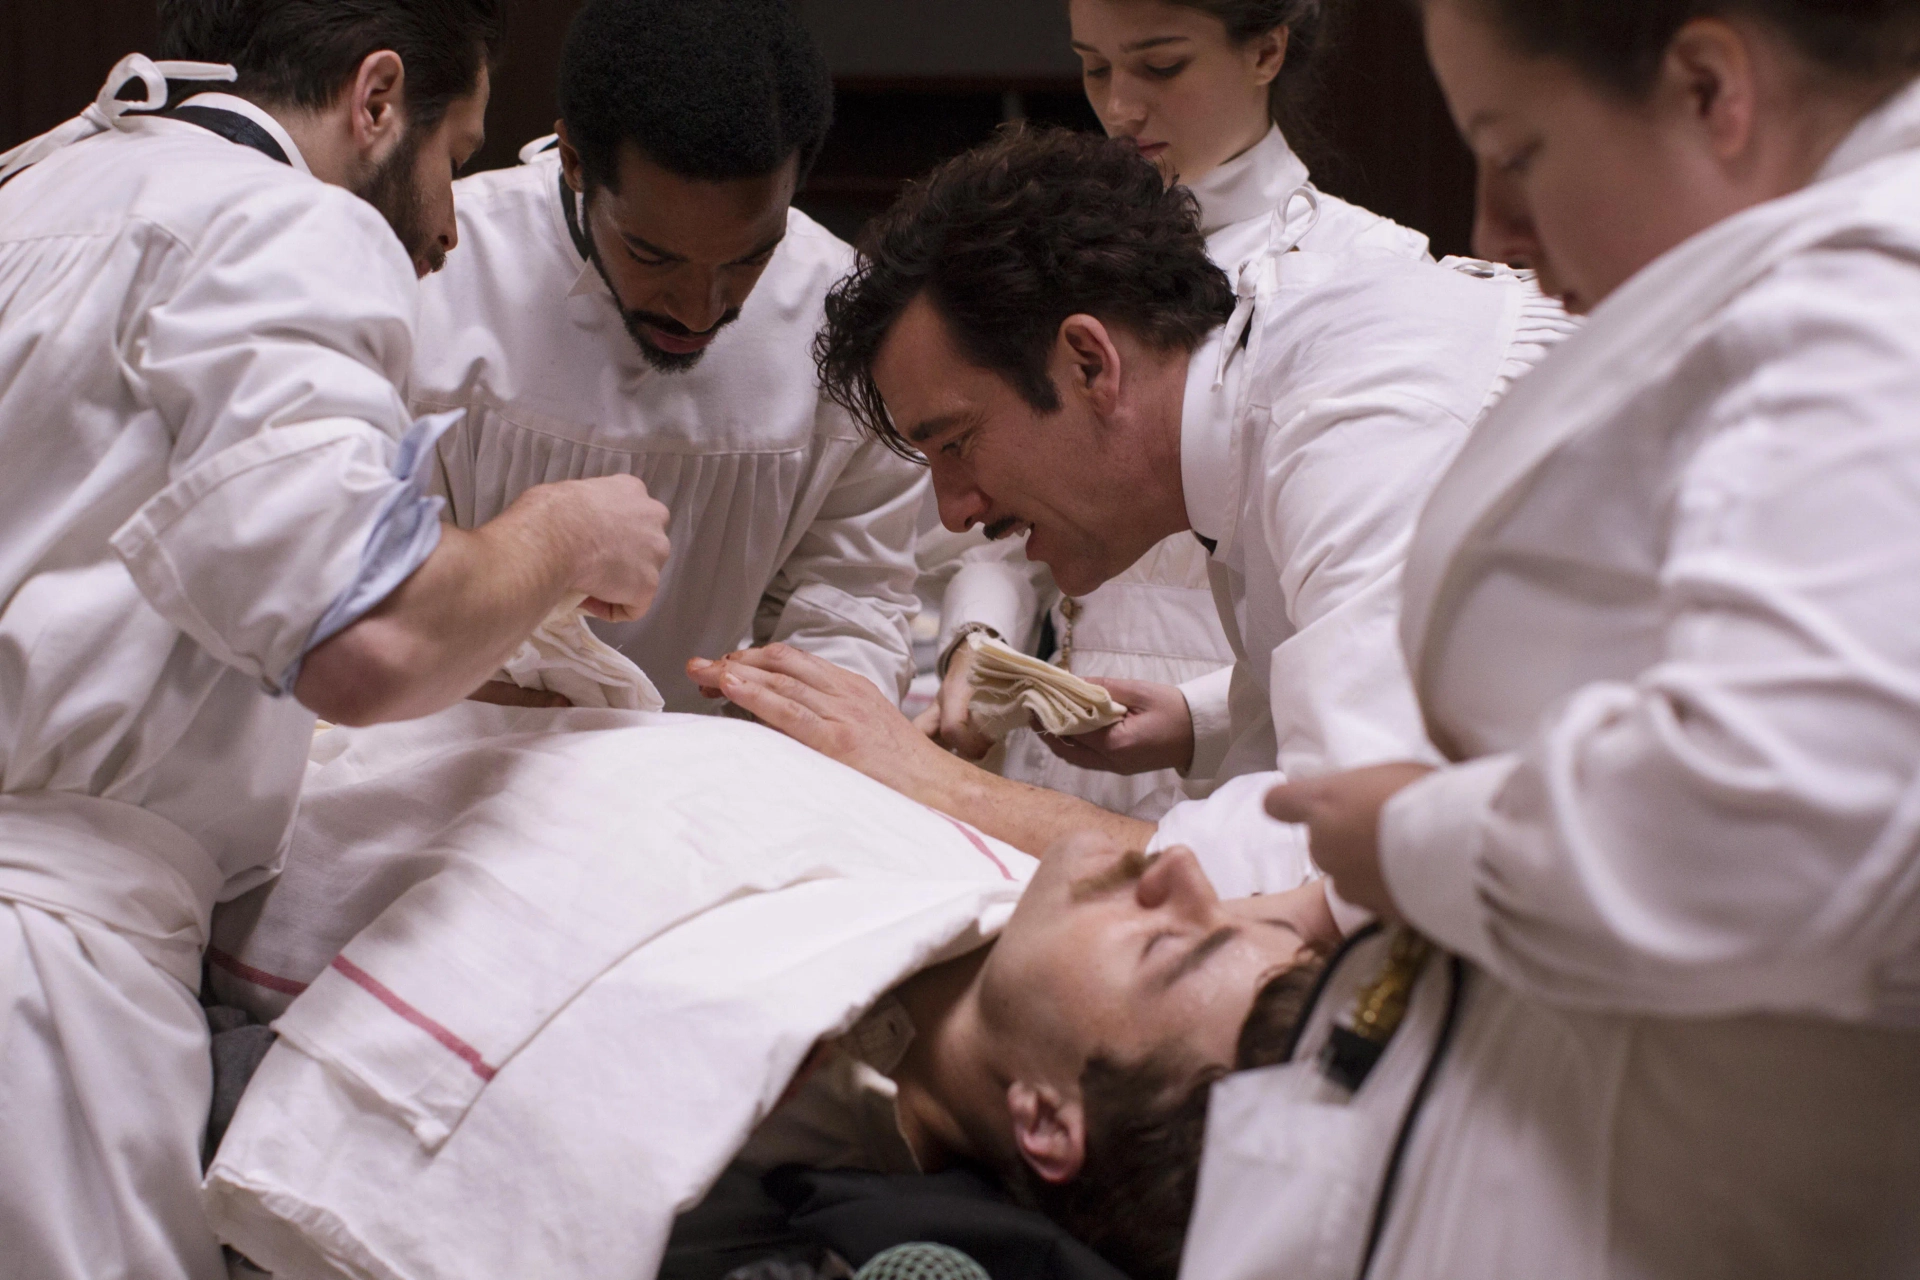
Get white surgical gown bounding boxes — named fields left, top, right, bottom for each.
left=0, top=65, right=434, bottom=1280
left=415, top=142, right=923, bottom=711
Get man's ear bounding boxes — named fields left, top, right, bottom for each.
left=1007, top=1080, right=1086, bottom=1185
left=346, top=49, right=407, bottom=162
left=555, top=119, right=586, bottom=196
left=1661, top=18, right=1758, bottom=163
left=1056, top=315, right=1123, bottom=419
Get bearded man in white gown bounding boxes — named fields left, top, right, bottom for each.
left=0, top=2, right=673, bottom=1275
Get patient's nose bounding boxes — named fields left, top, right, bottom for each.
left=1136, top=847, right=1217, bottom=919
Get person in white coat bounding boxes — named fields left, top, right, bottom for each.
left=0, top=4, right=672, bottom=1277
left=921, top=0, right=1437, bottom=822
left=1252, top=2, right=1920, bottom=1275
left=418, top=0, right=924, bottom=714
left=687, top=127, right=1541, bottom=909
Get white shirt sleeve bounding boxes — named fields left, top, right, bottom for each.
left=1179, top=665, right=1237, bottom=780
left=1151, top=772, right=1314, bottom=898
left=931, top=533, right=1057, bottom=662
left=108, top=184, right=433, bottom=692
left=1380, top=249, right=1920, bottom=1022
left=757, top=413, right=925, bottom=701
left=1152, top=390, right=1462, bottom=909
left=1255, top=394, right=1457, bottom=780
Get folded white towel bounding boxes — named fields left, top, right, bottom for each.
left=499, top=595, right=663, bottom=711
left=965, top=632, right=1126, bottom=738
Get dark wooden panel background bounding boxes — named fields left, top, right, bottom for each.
left=1, top=0, right=1476, bottom=255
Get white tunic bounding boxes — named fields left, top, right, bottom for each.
left=1147, top=253, right=1556, bottom=901
left=939, top=129, right=1435, bottom=820
left=0, top=58, right=435, bottom=1280
left=1183, top=79, right=1920, bottom=1280
left=416, top=144, right=924, bottom=712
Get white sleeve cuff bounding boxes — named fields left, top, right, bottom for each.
left=939, top=553, right=1049, bottom=657
left=1179, top=665, right=1238, bottom=780
left=111, top=416, right=430, bottom=691
left=1378, top=754, right=1521, bottom=970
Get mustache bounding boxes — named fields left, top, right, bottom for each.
left=622, top=306, right=742, bottom=339
left=983, top=518, right=1025, bottom=541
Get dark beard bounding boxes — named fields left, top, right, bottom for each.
left=582, top=233, right=742, bottom=374
left=357, top=129, right=444, bottom=276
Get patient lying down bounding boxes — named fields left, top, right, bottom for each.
left=761, top=835, right=1328, bottom=1279
left=202, top=704, right=1329, bottom=1280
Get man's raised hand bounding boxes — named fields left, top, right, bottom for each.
left=916, top=641, right=998, bottom=761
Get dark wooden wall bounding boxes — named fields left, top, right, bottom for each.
left=1, top=1, right=1476, bottom=256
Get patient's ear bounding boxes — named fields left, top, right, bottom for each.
left=1007, top=1080, right=1086, bottom=1184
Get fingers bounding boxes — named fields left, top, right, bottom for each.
left=1086, top=676, right=1157, bottom=708
left=1038, top=729, right=1111, bottom=771
left=688, top=652, right=842, bottom=721
left=913, top=704, right=942, bottom=739
left=692, top=658, right=827, bottom=740
left=1264, top=779, right=1315, bottom=824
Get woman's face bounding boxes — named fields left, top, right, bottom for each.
left=1422, top=0, right=1769, bottom=314
left=1069, top=0, right=1286, bottom=185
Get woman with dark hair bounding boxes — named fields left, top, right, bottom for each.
left=922, top=0, right=1569, bottom=849
left=1211, top=3, right=1920, bottom=1276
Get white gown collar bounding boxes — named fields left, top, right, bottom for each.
left=1819, top=75, right=1920, bottom=181
left=1185, top=126, right=1310, bottom=237
left=1180, top=323, right=1243, bottom=552
left=173, top=91, right=311, bottom=175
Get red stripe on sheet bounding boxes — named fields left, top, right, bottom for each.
left=937, top=813, right=1014, bottom=880
left=207, top=946, right=311, bottom=997
left=329, top=955, right=498, bottom=1082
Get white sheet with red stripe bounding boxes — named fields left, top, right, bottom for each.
left=202, top=701, right=1030, bottom=1280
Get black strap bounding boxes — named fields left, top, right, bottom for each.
left=162, top=104, right=290, bottom=166
left=559, top=166, right=593, bottom=262
left=0, top=97, right=289, bottom=194
left=1356, top=956, right=1470, bottom=1280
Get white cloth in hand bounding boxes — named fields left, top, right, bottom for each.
left=499, top=595, right=664, bottom=711
left=964, top=632, right=1125, bottom=739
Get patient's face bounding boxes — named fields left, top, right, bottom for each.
left=979, top=834, right=1316, bottom=1075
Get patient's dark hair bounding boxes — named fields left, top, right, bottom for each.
left=156, top=0, right=501, bottom=131
left=1006, top=959, right=1327, bottom=1280
left=1436, top=0, right=1920, bottom=96
left=815, top=126, right=1236, bottom=461
left=557, top=0, right=834, bottom=193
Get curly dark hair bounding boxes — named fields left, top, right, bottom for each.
left=558, top=0, right=834, bottom=191
left=1003, top=959, right=1327, bottom=1280
left=1439, top=0, right=1920, bottom=95
left=815, top=125, right=1237, bottom=461
left=157, top=0, right=501, bottom=132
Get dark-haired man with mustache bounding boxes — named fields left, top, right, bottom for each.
left=411, top=0, right=925, bottom=712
